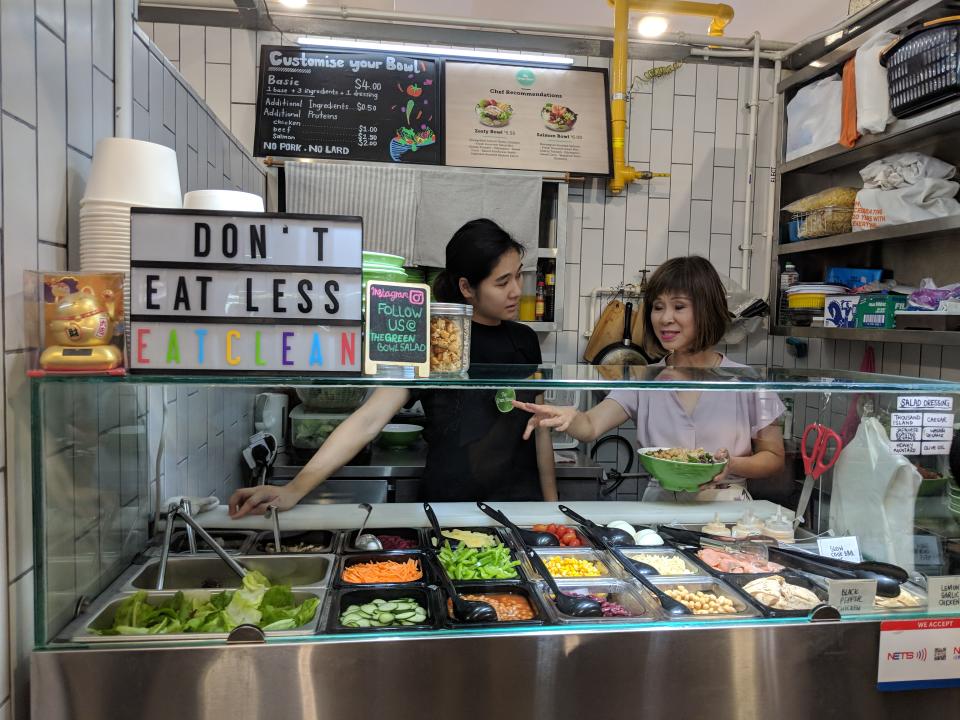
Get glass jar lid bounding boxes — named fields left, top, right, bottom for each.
left=431, top=303, right=474, bottom=316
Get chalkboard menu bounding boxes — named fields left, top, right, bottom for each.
left=254, top=46, right=442, bottom=165
left=363, top=281, right=430, bottom=376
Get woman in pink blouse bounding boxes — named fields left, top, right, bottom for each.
left=517, top=256, right=785, bottom=501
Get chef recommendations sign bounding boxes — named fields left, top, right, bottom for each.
left=129, top=209, right=362, bottom=374
left=443, top=61, right=611, bottom=175
left=254, top=46, right=441, bottom=164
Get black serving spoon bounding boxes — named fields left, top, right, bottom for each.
left=524, top=548, right=602, bottom=618
left=423, top=502, right=450, bottom=549
left=430, top=555, right=497, bottom=624
left=476, top=502, right=559, bottom=548
left=603, top=538, right=690, bottom=616
left=558, top=504, right=634, bottom=546
left=766, top=547, right=903, bottom=598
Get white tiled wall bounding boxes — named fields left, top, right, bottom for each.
left=0, top=4, right=266, bottom=718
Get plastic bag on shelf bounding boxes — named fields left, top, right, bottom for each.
left=860, top=152, right=957, bottom=190
left=783, top=187, right=859, bottom=213
left=829, top=417, right=921, bottom=573
left=855, top=32, right=897, bottom=134
left=852, top=178, right=960, bottom=230
left=785, top=76, right=843, bottom=161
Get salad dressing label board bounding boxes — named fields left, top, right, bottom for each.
left=443, top=61, right=611, bottom=175
left=254, top=47, right=441, bottom=164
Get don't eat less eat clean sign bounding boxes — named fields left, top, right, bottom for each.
left=129, top=209, right=363, bottom=373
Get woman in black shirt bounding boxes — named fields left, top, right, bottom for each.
left=229, top=219, right=556, bottom=516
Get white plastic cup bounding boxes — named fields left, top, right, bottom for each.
left=83, top=138, right=182, bottom=207
left=183, top=189, right=264, bottom=212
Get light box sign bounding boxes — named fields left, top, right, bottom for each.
left=130, top=209, right=363, bottom=374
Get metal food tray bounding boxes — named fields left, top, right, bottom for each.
left=619, top=548, right=711, bottom=579
left=125, top=554, right=336, bottom=592
left=438, top=545, right=528, bottom=585
left=251, top=529, right=339, bottom=555
left=166, top=530, right=257, bottom=555
left=679, top=546, right=785, bottom=581
left=525, top=548, right=619, bottom=581
left=71, top=588, right=326, bottom=643
left=438, top=582, right=547, bottom=629
left=336, top=551, right=432, bottom=588
left=339, top=527, right=425, bottom=554
left=535, top=579, right=661, bottom=624
left=327, top=586, right=438, bottom=633
left=648, top=577, right=760, bottom=620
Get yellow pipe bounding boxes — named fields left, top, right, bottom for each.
left=607, top=0, right=734, bottom=193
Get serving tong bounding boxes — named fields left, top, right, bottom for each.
left=658, top=526, right=906, bottom=598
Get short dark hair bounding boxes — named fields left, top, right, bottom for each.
left=433, top=219, right=525, bottom=304
left=643, top=256, right=729, bottom=357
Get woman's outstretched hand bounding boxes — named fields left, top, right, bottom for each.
left=513, top=400, right=579, bottom=440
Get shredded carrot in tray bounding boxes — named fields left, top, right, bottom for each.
left=342, top=559, right=423, bottom=584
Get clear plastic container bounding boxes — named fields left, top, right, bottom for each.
left=289, top=406, right=349, bottom=449
left=430, top=303, right=473, bottom=375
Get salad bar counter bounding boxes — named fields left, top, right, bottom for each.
left=33, top=503, right=960, bottom=719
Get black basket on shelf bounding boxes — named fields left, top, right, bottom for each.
left=881, top=18, right=960, bottom=118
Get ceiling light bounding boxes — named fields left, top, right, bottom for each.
left=637, top=15, right=669, bottom=39
left=279, top=0, right=308, bottom=8
left=295, top=37, right=574, bottom=64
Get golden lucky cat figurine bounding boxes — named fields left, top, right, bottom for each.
left=39, top=287, right=123, bottom=371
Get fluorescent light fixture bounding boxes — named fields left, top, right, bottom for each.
left=295, top=37, right=575, bottom=64
left=279, top=0, right=308, bottom=8
left=808, top=60, right=827, bottom=68
left=637, top=15, right=669, bottom=39
left=825, top=30, right=844, bottom=45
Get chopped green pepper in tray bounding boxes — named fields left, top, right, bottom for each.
left=437, top=541, right=520, bottom=580
left=95, top=571, right=320, bottom=635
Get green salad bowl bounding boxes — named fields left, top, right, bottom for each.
left=377, top=424, right=424, bottom=449
left=637, top=447, right=727, bottom=493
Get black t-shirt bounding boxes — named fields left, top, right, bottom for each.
left=415, top=321, right=543, bottom=502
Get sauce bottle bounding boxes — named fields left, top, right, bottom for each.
left=535, top=280, right=545, bottom=321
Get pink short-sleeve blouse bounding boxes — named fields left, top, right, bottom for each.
left=606, top=356, right=785, bottom=484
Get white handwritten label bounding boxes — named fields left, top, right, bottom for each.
left=891, top=441, right=921, bottom=456
left=897, top=396, right=954, bottom=411
left=922, top=427, right=950, bottom=441
left=892, top=413, right=924, bottom=427
left=891, top=427, right=922, bottom=442
left=914, top=536, right=942, bottom=567
left=923, top=412, right=954, bottom=427
left=817, top=536, right=863, bottom=563
left=828, top=578, right=877, bottom=614
left=927, top=576, right=960, bottom=613
left=922, top=441, right=951, bottom=455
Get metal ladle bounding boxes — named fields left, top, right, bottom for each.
left=354, top=503, right=383, bottom=551
left=432, top=557, right=497, bottom=623
left=266, top=504, right=283, bottom=552
left=525, top=548, right=602, bottom=618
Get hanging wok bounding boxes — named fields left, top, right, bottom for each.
left=591, top=301, right=649, bottom=366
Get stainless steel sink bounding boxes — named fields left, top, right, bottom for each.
left=128, top=554, right=334, bottom=590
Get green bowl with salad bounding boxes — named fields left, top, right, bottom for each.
left=637, top=447, right=727, bottom=493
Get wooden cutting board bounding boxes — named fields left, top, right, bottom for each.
left=583, top=299, right=645, bottom=362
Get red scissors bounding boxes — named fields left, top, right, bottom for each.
left=796, top=423, right=844, bottom=528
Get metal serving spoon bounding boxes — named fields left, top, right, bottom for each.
left=476, top=502, right=559, bottom=547
left=432, top=556, right=497, bottom=623
left=354, top=503, right=383, bottom=551
left=524, top=547, right=602, bottom=617
left=558, top=505, right=635, bottom=546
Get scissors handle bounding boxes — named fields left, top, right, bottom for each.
left=802, top=423, right=843, bottom=479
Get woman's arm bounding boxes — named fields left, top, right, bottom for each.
left=533, top=393, right=559, bottom=501
left=515, top=398, right=630, bottom=443
left=717, top=423, right=786, bottom=482
left=229, top=387, right=410, bottom=517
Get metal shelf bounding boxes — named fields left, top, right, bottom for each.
left=780, top=96, right=960, bottom=175
left=523, top=322, right=558, bottom=332
left=771, top=324, right=960, bottom=346
left=775, top=215, right=960, bottom=255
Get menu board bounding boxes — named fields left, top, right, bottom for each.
left=254, top=46, right=441, bottom=164
left=363, top=281, right=430, bottom=377
left=129, top=209, right=363, bottom=374
left=443, top=61, right=611, bottom=176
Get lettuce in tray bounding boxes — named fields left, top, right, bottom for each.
left=96, top=570, right=320, bottom=636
